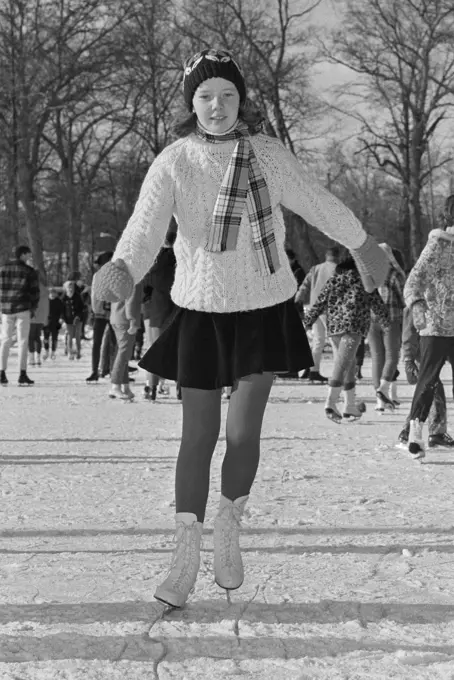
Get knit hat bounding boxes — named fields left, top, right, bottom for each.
left=183, top=49, right=246, bottom=111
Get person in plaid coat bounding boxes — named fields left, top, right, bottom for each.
left=0, top=245, right=40, bottom=385
left=368, top=243, right=406, bottom=412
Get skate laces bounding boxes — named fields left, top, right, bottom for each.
left=168, top=521, right=201, bottom=591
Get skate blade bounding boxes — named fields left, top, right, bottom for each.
left=325, top=409, right=342, bottom=424
left=343, top=414, right=362, bottom=422
left=215, top=581, right=243, bottom=591
left=153, top=594, right=181, bottom=609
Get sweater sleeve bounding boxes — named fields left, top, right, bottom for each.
left=112, top=143, right=181, bottom=285
left=404, top=234, right=440, bottom=309
left=304, top=279, right=331, bottom=328
left=275, top=141, right=366, bottom=250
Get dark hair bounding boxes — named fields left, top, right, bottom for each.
left=172, top=98, right=266, bottom=138
left=440, top=194, right=454, bottom=229
left=68, top=270, right=81, bottom=281
left=96, top=251, right=113, bottom=267
left=335, top=254, right=357, bottom=273
left=326, top=246, right=340, bottom=258
left=15, top=245, right=31, bottom=259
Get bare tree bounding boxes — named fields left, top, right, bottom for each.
left=325, top=0, right=454, bottom=261
left=0, top=0, right=136, bottom=279
left=122, top=0, right=186, bottom=158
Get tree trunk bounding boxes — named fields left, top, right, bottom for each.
left=68, top=209, right=82, bottom=274
left=17, top=161, right=46, bottom=282
left=66, top=182, right=83, bottom=274
left=408, top=154, right=423, bottom=262
left=399, top=188, right=412, bottom=270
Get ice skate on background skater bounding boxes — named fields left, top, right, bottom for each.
left=93, top=48, right=389, bottom=607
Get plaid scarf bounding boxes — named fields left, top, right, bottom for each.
left=195, top=121, right=280, bottom=277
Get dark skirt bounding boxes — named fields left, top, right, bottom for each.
left=138, top=297, right=313, bottom=390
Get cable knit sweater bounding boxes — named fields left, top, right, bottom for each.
left=113, top=133, right=368, bottom=313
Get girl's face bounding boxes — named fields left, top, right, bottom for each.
left=193, top=77, right=240, bottom=134
left=66, top=283, right=75, bottom=297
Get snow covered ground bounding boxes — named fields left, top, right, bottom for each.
left=1, top=342, right=454, bottom=679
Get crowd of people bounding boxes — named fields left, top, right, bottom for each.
left=1, top=47, right=453, bottom=612
left=0, top=240, right=179, bottom=401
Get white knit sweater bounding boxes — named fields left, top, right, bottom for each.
left=113, top=133, right=367, bottom=313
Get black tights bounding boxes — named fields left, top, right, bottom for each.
left=175, top=373, right=274, bottom=522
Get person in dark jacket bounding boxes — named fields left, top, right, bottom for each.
left=68, top=270, right=90, bottom=340
left=61, top=280, right=85, bottom=359
left=43, top=288, right=64, bottom=359
left=140, top=229, right=177, bottom=401
left=285, top=248, right=306, bottom=287
left=305, top=254, right=389, bottom=423
left=0, top=245, right=40, bottom=385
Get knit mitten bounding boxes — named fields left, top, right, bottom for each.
left=92, top=258, right=134, bottom=303
left=351, top=234, right=390, bottom=292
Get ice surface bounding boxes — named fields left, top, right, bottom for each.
left=1, top=347, right=454, bottom=679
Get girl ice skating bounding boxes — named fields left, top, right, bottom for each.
left=94, top=48, right=389, bottom=608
